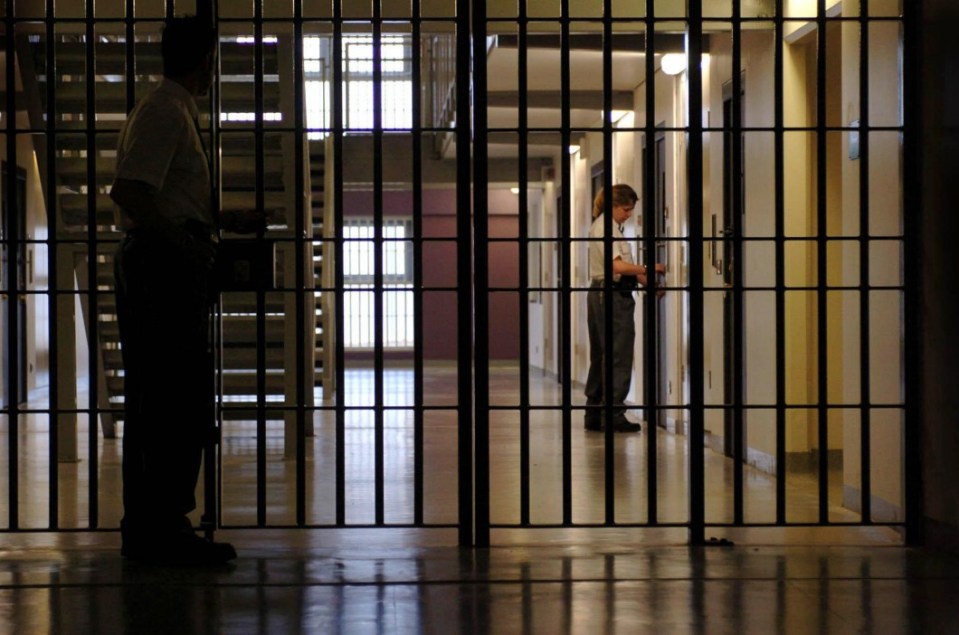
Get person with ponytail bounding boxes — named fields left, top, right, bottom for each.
left=584, top=184, right=666, bottom=432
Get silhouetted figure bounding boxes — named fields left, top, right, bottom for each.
left=111, top=16, right=234, bottom=565
left=584, top=184, right=666, bottom=433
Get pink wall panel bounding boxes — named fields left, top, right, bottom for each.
left=340, top=188, right=520, bottom=360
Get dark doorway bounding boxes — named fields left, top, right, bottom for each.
left=1, top=162, right=28, bottom=407
left=721, top=79, right=744, bottom=457
left=641, top=129, right=669, bottom=429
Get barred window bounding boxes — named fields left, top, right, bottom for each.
left=304, top=34, right=413, bottom=138
left=343, top=218, right=414, bottom=349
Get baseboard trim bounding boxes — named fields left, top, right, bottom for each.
left=842, top=485, right=905, bottom=526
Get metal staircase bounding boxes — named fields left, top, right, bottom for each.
left=11, top=28, right=319, bottom=441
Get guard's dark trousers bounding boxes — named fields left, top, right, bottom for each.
left=115, top=232, right=214, bottom=539
left=585, top=284, right=635, bottom=423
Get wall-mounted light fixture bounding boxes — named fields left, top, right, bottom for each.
left=568, top=144, right=580, bottom=155
left=660, top=53, right=687, bottom=76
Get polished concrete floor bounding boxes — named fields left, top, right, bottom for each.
left=0, top=366, right=897, bottom=532
left=2, top=367, right=944, bottom=633
left=0, top=530, right=957, bottom=634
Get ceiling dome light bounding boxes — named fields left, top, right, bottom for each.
left=660, top=53, right=687, bottom=76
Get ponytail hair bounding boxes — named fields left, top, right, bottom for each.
left=592, top=183, right=638, bottom=219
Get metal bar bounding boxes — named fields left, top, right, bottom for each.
left=601, top=0, right=615, bottom=525
left=47, top=0, right=60, bottom=528
left=209, top=0, right=223, bottom=538
left=472, top=0, right=491, bottom=548
left=455, top=0, right=473, bottom=546
left=293, top=0, right=307, bottom=527
left=373, top=6, right=385, bottom=526
left=686, top=0, right=707, bottom=546
left=517, top=2, right=531, bottom=527
left=85, top=0, right=99, bottom=529
left=731, top=0, right=746, bottom=526
left=857, top=0, right=872, bottom=524
left=901, top=0, right=923, bottom=545
left=643, top=0, right=658, bottom=526
left=412, top=4, right=425, bottom=527
left=4, top=0, right=20, bottom=531
left=816, top=0, right=829, bottom=524
left=254, top=1, right=268, bottom=527
left=774, top=0, right=787, bottom=525
left=333, top=4, right=347, bottom=527
left=560, top=0, right=573, bottom=528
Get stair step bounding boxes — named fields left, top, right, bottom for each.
left=220, top=294, right=288, bottom=314
left=221, top=316, right=287, bottom=341
left=38, top=39, right=278, bottom=73
left=58, top=191, right=289, bottom=227
left=45, top=80, right=283, bottom=116
left=56, top=156, right=286, bottom=184
left=221, top=346, right=288, bottom=368
left=221, top=371, right=289, bottom=394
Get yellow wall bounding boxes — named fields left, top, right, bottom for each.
left=839, top=0, right=905, bottom=520
left=697, top=2, right=904, bottom=520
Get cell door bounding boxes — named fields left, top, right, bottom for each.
left=641, top=132, right=670, bottom=430
left=721, top=80, right=744, bottom=459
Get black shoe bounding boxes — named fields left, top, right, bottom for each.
left=163, top=533, right=237, bottom=566
left=584, top=418, right=603, bottom=432
left=610, top=418, right=642, bottom=433
left=123, top=531, right=237, bottom=566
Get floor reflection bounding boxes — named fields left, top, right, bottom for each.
left=0, top=536, right=956, bottom=634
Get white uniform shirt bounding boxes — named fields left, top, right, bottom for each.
left=114, top=78, right=213, bottom=230
left=588, top=214, right=634, bottom=283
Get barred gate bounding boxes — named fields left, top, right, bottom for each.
left=0, top=0, right=916, bottom=547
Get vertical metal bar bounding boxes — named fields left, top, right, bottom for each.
left=815, top=0, right=829, bottom=524
left=85, top=0, right=99, bottom=529
left=901, top=0, right=923, bottom=546
left=601, top=0, right=615, bottom=525
left=372, top=4, right=385, bottom=526
left=857, top=0, right=872, bottom=524
left=293, top=0, right=307, bottom=527
left=206, top=0, right=221, bottom=539
left=412, top=3, right=425, bottom=527
left=4, top=0, right=20, bottom=531
left=326, top=6, right=346, bottom=525
left=47, top=0, right=60, bottom=528
left=774, top=0, right=787, bottom=525
left=455, top=0, right=473, bottom=546
left=686, top=0, right=706, bottom=546
left=333, top=1, right=347, bottom=527
left=560, top=0, right=573, bottom=528
left=254, top=0, right=268, bottom=527
left=472, top=0, right=490, bottom=548
left=643, top=0, right=658, bottom=526
left=517, top=2, right=531, bottom=527
left=731, top=0, right=745, bottom=527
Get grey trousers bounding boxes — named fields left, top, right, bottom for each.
left=585, top=285, right=635, bottom=422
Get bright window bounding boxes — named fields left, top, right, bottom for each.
left=343, top=219, right=414, bottom=349
left=304, top=35, right=413, bottom=138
